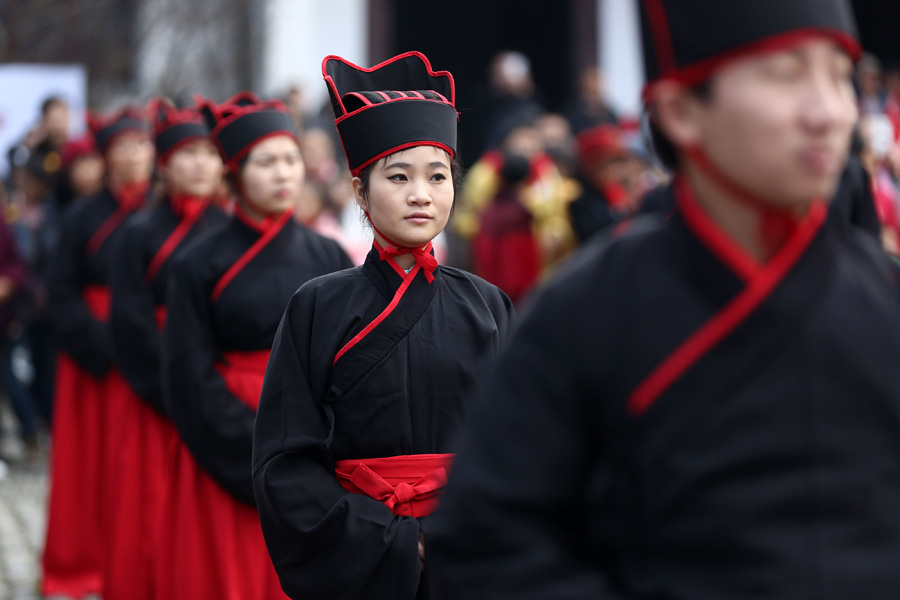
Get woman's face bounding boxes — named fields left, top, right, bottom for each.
left=162, top=139, right=223, bottom=198
left=239, top=135, right=305, bottom=218
left=106, top=131, right=155, bottom=185
left=353, top=145, right=453, bottom=248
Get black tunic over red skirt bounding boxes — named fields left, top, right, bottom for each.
left=428, top=178, right=900, bottom=599
left=252, top=246, right=513, bottom=600
left=105, top=197, right=226, bottom=600
left=156, top=207, right=351, bottom=600
left=43, top=185, right=147, bottom=598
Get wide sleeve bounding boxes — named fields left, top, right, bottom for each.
left=110, top=219, right=166, bottom=414
left=163, top=254, right=258, bottom=505
left=252, top=290, right=422, bottom=600
left=47, top=205, right=113, bottom=376
left=427, top=282, right=622, bottom=599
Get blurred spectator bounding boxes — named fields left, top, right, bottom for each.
left=301, top=127, right=340, bottom=187
left=7, top=97, right=71, bottom=192
left=454, top=120, right=576, bottom=277
left=535, top=113, right=577, bottom=177
left=858, top=113, right=900, bottom=253
left=568, top=125, right=634, bottom=243
left=0, top=205, right=38, bottom=457
left=859, top=53, right=889, bottom=116
left=460, top=51, right=546, bottom=164
left=563, top=65, right=619, bottom=133
left=285, top=85, right=306, bottom=133
left=7, top=149, right=62, bottom=425
left=471, top=153, right=540, bottom=305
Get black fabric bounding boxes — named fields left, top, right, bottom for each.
left=215, top=109, right=297, bottom=165
left=252, top=248, right=513, bottom=600
left=164, top=216, right=352, bottom=505
left=155, top=122, right=209, bottom=161
left=48, top=188, right=148, bottom=377
left=429, top=182, right=900, bottom=599
left=94, top=118, right=148, bottom=152
left=569, top=181, right=620, bottom=243
left=109, top=201, right=226, bottom=415
left=336, top=100, right=458, bottom=172
left=640, top=0, right=858, bottom=82
left=830, top=154, right=881, bottom=237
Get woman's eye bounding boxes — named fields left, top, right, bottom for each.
left=431, top=173, right=447, bottom=182
left=388, top=174, right=407, bottom=182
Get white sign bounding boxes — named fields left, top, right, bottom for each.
left=0, top=64, right=88, bottom=178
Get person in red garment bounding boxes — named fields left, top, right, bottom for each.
left=43, top=107, right=154, bottom=599
left=154, top=92, right=351, bottom=600
left=104, top=98, right=226, bottom=600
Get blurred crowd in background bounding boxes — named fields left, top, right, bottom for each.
left=0, top=47, right=898, bottom=463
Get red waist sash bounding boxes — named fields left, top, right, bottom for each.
left=334, top=453, right=454, bottom=518
left=155, top=306, right=167, bottom=331
left=213, top=350, right=271, bottom=411
left=83, top=285, right=111, bottom=322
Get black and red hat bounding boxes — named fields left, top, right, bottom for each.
left=322, top=51, right=457, bottom=176
left=87, top=106, right=150, bottom=154
left=640, top=0, right=862, bottom=101
left=147, top=97, right=211, bottom=165
left=195, top=91, right=298, bottom=171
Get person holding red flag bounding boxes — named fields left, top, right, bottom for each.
left=43, top=106, right=154, bottom=599
left=155, top=92, right=351, bottom=600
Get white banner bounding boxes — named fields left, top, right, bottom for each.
left=0, top=64, right=88, bottom=178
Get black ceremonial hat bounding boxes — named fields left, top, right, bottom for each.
left=87, top=106, right=150, bottom=154
left=147, top=97, right=210, bottom=165
left=322, top=51, right=457, bottom=176
left=195, top=91, right=298, bottom=171
left=639, top=0, right=861, bottom=100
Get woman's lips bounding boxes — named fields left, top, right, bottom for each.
left=404, top=212, right=432, bottom=223
left=798, top=147, right=840, bottom=176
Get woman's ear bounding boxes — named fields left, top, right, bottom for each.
left=351, top=176, right=367, bottom=212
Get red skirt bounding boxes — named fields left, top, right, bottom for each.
left=42, top=286, right=115, bottom=598
left=103, top=307, right=174, bottom=600
left=335, top=453, right=455, bottom=518
left=153, top=350, right=286, bottom=600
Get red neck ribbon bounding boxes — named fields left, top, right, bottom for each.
left=366, top=212, right=438, bottom=283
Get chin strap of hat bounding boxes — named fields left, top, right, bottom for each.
left=365, top=211, right=437, bottom=283
left=683, top=144, right=807, bottom=254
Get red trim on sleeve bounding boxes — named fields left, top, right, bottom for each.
left=675, top=176, right=760, bottom=282
left=627, top=200, right=827, bottom=416
left=211, top=209, right=292, bottom=302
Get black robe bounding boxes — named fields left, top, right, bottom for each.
left=48, top=187, right=147, bottom=375
left=252, top=248, right=514, bottom=600
left=110, top=199, right=227, bottom=414
left=429, top=180, right=900, bottom=599
left=164, top=212, right=352, bottom=505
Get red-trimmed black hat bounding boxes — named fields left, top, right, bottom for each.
left=195, top=91, right=298, bottom=171
left=322, top=51, right=458, bottom=176
left=640, top=0, right=862, bottom=101
left=87, top=106, right=150, bottom=154
left=148, top=97, right=211, bottom=165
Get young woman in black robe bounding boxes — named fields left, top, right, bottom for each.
left=252, top=52, right=514, bottom=600
left=155, top=92, right=351, bottom=600
left=429, top=2, right=900, bottom=598
left=106, top=97, right=226, bottom=600
left=43, top=107, right=154, bottom=599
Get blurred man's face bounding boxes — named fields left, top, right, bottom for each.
left=660, top=39, right=857, bottom=210
left=44, top=102, right=70, bottom=147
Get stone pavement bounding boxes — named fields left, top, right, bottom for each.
left=0, top=409, right=47, bottom=600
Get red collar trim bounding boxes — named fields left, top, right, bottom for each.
left=234, top=201, right=291, bottom=234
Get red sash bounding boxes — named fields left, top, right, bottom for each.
left=214, top=350, right=271, bottom=411
left=83, top=285, right=112, bottom=322
left=334, top=453, right=454, bottom=517
left=154, top=306, right=167, bottom=331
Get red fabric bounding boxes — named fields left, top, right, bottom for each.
left=154, top=350, right=284, bottom=600
left=335, top=454, right=454, bottom=517
left=86, top=183, right=149, bottom=255
left=83, top=284, right=112, bottom=320
left=627, top=200, right=827, bottom=415
left=472, top=227, right=540, bottom=305
left=212, top=209, right=292, bottom=302
left=145, top=196, right=210, bottom=282
left=42, top=353, right=106, bottom=598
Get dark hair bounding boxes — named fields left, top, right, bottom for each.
left=647, top=80, right=713, bottom=171
left=41, top=96, right=67, bottom=117
left=356, top=148, right=464, bottom=217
